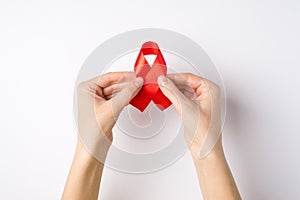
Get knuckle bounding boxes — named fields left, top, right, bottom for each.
left=106, top=74, right=112, bottom=83
left=184, top=72, right=194, bottom=81
left=100, top=73, right=112, bottom=83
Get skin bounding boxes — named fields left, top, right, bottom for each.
left=62, top=72, right=143, bottom=200
left=62, top=72, right=242, bottom=200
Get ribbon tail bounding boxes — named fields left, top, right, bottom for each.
left=152, top=88, right=172, bottom=110
left=130, top=88, right=152, bottom=112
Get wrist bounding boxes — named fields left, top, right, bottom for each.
left=189, top=136, right=225, bottom=164
left=74, top=139, right=103, bottom=167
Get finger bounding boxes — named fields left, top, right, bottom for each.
left=103, top=82, right=131, bottom=97
left=104, top=82, right=196, bottom=100
left=89, top=71, right=136, bottom=88
left=176, top=85, right=196, bottom=96
left=167, top=73, right=215, bottom=97
left=105, top=93, right=116, bottom=100
left=158, top=76, right=192, bottom=115
left=110, top=77, right=144, bottom=116
left=182, top=88, right=197, bottom=99
left=167, top=73, right=204, bottom=90
left=158, top=76, right=200, bottom=143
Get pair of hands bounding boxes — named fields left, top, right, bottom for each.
left=64, top=72, right=242, bottom=200
left=77, top=72, right=222, bottom=160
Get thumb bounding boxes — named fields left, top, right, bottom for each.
left=158, top=76, right=190, bottom=115
left=111, top=77, right=144, bottom=115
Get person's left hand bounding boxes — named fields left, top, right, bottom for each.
left=77, top=72, right=143, bottom=158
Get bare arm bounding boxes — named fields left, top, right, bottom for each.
left=62, top=72, right=143, bottom=200
left=191, top=138, right=241, bottom=200
left=158, top=73, right=241, bottom=200
left=62, top=139, right=104, bottom=200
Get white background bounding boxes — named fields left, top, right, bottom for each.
left=1, top=0, right=300, bottom=199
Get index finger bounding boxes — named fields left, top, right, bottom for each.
left=90, top=71, right=136, bottom=88
left=167, top=73, right=204, bottom=89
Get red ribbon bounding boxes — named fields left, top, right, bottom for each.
left=130, top=41, right=172, bottom=112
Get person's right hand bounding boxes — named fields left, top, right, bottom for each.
left=77, top=72, right=143, bottom=159
left=158, top=73, right=222, bottom=158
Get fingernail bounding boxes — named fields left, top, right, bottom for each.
left=158, top=76, right=167, bottom=85
left=134, top=77, right=144, bottom=87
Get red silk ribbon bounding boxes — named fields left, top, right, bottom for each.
left=130, top=41, right=172, bottom=112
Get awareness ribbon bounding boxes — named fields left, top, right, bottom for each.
left=130, top=41, right=172, bottom=112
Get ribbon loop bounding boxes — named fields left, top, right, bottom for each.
left=130, top=41, right=172, bottom=112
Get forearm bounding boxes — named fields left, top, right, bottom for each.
left=62, top=139, right=104, bottom=200
left=191, top=138, right=241, bottom=200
